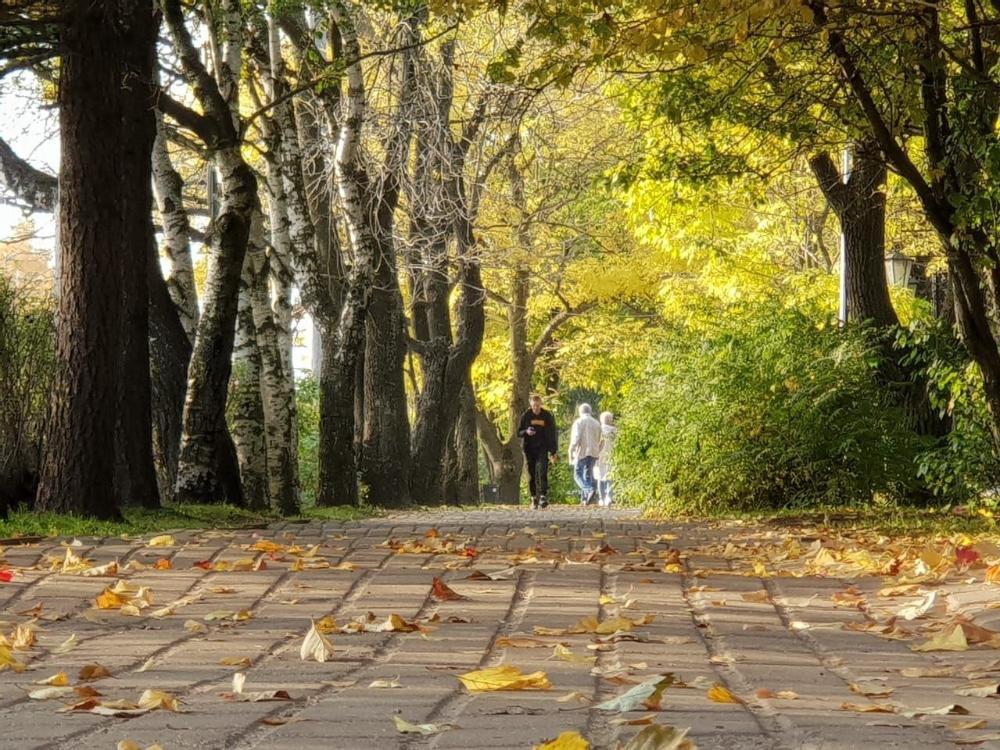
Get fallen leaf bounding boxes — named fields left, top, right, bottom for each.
left=220, top=656, right=252, bottom=668
left=849, top=682, right=894, bottom=699
left=740, top=591, right=770, bottom=603
left=53, top=634, right=77, bottom=654
left=431, top=577, right=468, bottom=602
left=147, top=535, right=176, bottom=547
left=707, top=683, right=741, bottom=704
left=457, top=665, right=551, bottom=692
left=595, top=674, right=675, bottom=712
left=496, top=636, right=559, bottom=649
left=300, top=619, right=334, bottom=662
left=153, top=558, right=172, bottom=570
left=556, top=691, right=591, bottom=703
left=896, top=591, right=938, bottom=620
left=138, top=689, right=182, bottom=711
left=840, top=703, right=896, bottom=713
left=0, top=570, right=11, bottom=583
left=900, top=666, right=956, bottom=678
left=368, top=677, right=402, bottom=689
left=28, top=686, right=76, bottom=700
left=11, top=623, right=35, bottom=650
left=899, top=704, right=970, bottom=718
left=36, top=672, right=69, bottom=686
left=79, top=664, right=112, bottom=681
left=955, top=681, right=1000, bottom=697
left=534, top=731, right=590, bottom=750
left=184, top=619, right=208, bottom=634
left=620, top=723, right=697, bottom=750
left=393, top=716, right=449, bottom=735
left=912, top=623, right=969, bottom=652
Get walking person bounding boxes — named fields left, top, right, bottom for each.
left=517, top=394, right=559, bottom=509
left=595, top=412, right=617, bottom=507
left=570, top=403, right=602, bottom=505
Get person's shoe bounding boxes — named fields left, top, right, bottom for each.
left=530, top=496, right=539, bottom=509
left=539, top=495, right=548, bottom=509
left=586, top=488, right=597, bottom=505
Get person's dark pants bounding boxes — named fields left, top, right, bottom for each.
left=525, top=451, right=549, bottom=499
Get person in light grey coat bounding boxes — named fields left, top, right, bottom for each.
left=570, top=403, right=602, bottom=505
left=594, top=412, right=617, bottom=506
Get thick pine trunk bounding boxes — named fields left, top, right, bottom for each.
left=229, top=268, right=269, bottom=510
left=174, top=150, right=255, bottom=504
left=36, top=0, right=148, bottom=519
left=114, top=17, right=160, bottom=509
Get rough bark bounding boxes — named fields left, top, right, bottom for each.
left=112, top=10, right=161, bottom=509
left=148, top=238, right=191, bottom=502
left=808, top=142, right=898, bottom=327
left=0, top=134, right=57, bottom=212
left=452, top=377, right=481, bottom=504
left=230, top=266, right=269, bottom=511
left=36, top=0, right=150, bottom=518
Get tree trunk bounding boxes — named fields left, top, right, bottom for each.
left=151, top=107, right=198, bottom=343
left=361, top=254, right=412, bottom=506
left=452, top=378, right=480, bottom=504
left=248, top=214, right=299, bottom=515
left=148, top=238, right=191, bottom=502
left=809, top=142, right=897, bottom=327
left=37, top=0, right=151, bottom=519
left=174, top=149, right=256, bottom=504
left=114, top=13, right=160, bottom=509
left=317, top=323, right=360, bottom=506
left=229, top=267, right=269, bottom=510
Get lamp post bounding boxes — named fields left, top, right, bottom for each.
left=884, top=247, right=915, bottom=289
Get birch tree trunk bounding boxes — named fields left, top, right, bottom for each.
left=230, top=264, right=269, bottom=510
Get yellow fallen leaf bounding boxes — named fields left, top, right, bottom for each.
left=551, top=644, right=595, bottom=665
left=457, top=665, right=551, bottom=693
left=301, top=619, right=334, bottom=662
left=620, top=724, right=695, bottom=749
left=707, top=684, right=741, bottom=704
left=37, top=672, right=69, bottom=686
left=147, top=535, right=176, bottom=547
left=220, top=656, right=252, bottom=668
left=534, top=731, right=590, bottom=749
left=184, top=619, right=208, bottom=634
left=28, top=685, right=76, bottom=700
left=138, top=689, right=182, bottom=711
left=912, top=624, right=969, bottom=652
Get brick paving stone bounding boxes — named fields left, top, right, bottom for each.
left=1, top=506, right=999, bottom=748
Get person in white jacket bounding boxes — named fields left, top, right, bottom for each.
left=595, top=412, right=618, bottom=507
left=569, top=403, right=602, bottom=505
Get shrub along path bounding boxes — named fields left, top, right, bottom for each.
left=0, top=506, right=999, bottom=749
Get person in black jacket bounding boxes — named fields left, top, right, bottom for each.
left=517, top=394, right=559, bottom=509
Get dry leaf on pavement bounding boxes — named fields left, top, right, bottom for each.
left=431, top=577, right=468, bottom=601
left=534, top=731, right=590, bottom=750
left=457, top=665, right=551, bottom=692
left=301, top=619, right=335, bottom=662
left=392, top=716, right=449, bottom=735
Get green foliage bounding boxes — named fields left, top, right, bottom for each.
left=616, top=294, right=927, bottom=514
left=897, top=319, right=1000, bottom=502
left=296, top=376, right=320, bottom=506
left=0, top=274, right=54, bottom=479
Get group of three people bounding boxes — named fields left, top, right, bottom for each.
left=516, top=394, right=617, bottom=509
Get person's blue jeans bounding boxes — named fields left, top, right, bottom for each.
left=574, top=456, right=596, bottom=503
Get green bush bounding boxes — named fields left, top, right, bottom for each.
left=296, top=376, right=320, bottom=506
left=0, top=275, right=54, bottom=481
left=616, top=298, right=927, bottom=514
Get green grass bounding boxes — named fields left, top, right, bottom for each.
left=0, top=503, right=377, bottom=540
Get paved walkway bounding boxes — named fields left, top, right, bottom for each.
left=1, top=507, right=1000, bottom=749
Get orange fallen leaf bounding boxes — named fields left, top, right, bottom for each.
left=153, top=558, right=172, bottom=570
left=79, top=664, right=112, bottom=681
